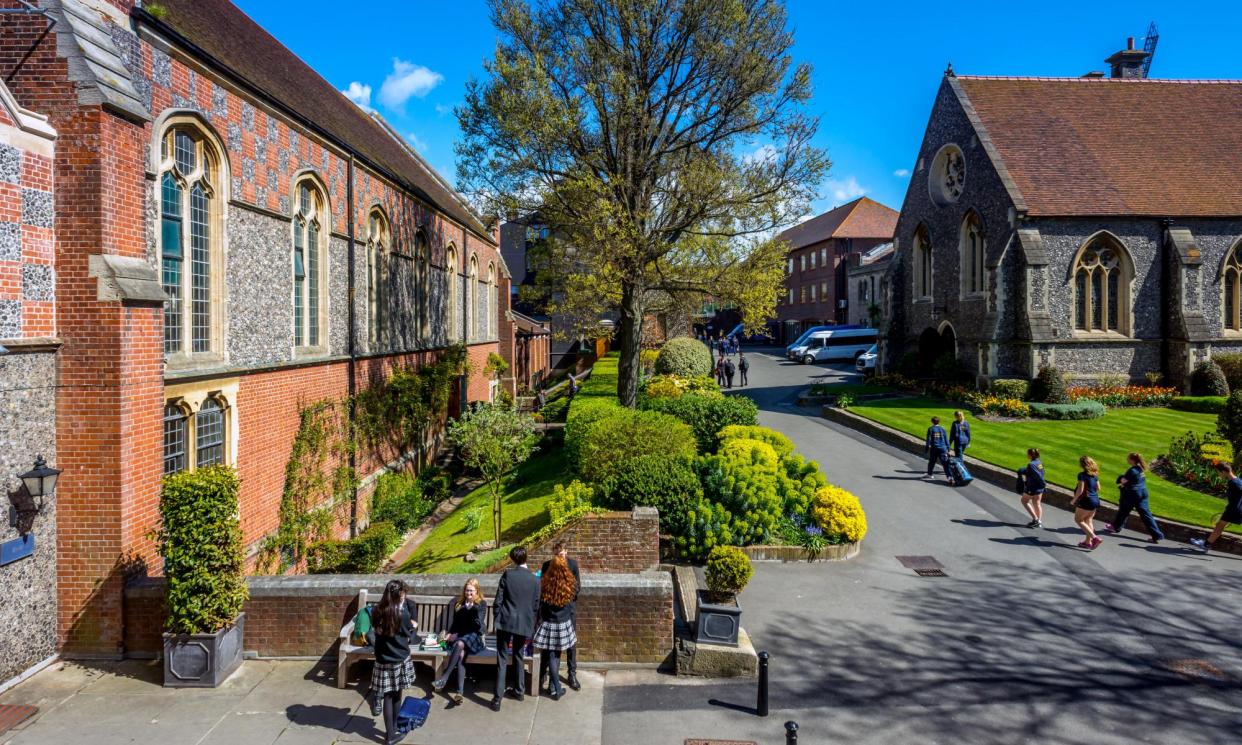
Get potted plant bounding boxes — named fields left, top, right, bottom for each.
left=159, top=466, right=249, bottom=687
left=695, top=545, right=753, bottom=647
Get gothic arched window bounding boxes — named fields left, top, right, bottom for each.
left=1224, top=242, right=1242, bottom=332
left=445, top=245, right=458, bottom=341
left=960, top=212, right=985, bottom=296
left=913, top=226, right=932, bottom=299
left=367, top=208, right=390, bottom=348
left=292, top=178, right=329, bottom=349
left=1073, top=236, right=1132, bottom=335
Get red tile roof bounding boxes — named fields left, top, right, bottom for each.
left=778, top=197, right=898, bottom=249
left=955, top=76, right=1242, bottom=217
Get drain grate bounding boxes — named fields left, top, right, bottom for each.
left=896, top=555, right=944, bottom=570
left=0, top=705, right=38, bottom=735
left=1158, top=659, right=1230, bottom=683
left=914, top=568, right=949, bottom=577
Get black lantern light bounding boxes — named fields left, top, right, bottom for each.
left=9, top=455, right=61, bottom=535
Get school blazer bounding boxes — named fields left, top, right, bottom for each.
left=493, top=565, right=540, bottom=637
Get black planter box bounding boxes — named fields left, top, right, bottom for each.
left=162, top=612, right=245, bottom=688
left=695, top=590, right=741, bottom=647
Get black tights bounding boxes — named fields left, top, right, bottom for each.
left=382, top=690, right=400, bottom=741
left=442, top=640, right=467, bottom=692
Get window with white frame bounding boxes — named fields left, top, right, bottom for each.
left=292, top=179, right=329, bottom=349
left=367, top=208, right=389, bottom=349
left=799, top=254, right=806, bottom=272
left=810, top=284, right=817, bottom=302
left=810, top=251, right=817, bottom=269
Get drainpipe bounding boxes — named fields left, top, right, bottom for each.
left=347, top=155, right=359, bottom=538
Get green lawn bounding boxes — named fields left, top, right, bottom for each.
left=397, top=448, right=573, bottom=573
left=850, top=397, right=1239, bottom=532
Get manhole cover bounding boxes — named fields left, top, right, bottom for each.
left=896, top=555, right=944, bottom=570
left=914, top=568, right=948, bottom=577
left=0, top=705, right=38, bottom=735
left=1158, top=659, right=1230, bottom=683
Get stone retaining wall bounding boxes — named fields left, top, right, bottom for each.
left=489, top=507, right=661, bottom=574
left=740, top=542, right=861, bottom=562
left=124, top=571, right=673, bottom=665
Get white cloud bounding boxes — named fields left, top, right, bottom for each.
left=825, top=176, right=868, bottom=204
left=743, top=143, right=778, bottom=165
left=893, top=168, right=910, bottom=178
left=434, top=102, right=454, bottom=116
left=341, top=81, right=372, bottom=111
left=406, top=132, right=429, bottom=153
left=378, top=59, right=444, bottom=109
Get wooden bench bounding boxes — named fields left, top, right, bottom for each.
left=337, top=590, right=540, bottom=697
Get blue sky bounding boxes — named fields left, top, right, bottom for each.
left=235, top=0, right=1242, bottom=219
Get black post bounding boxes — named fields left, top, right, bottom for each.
left=757, top=650, right=770, bottom=717
left=785, top=721, right=799, bottom=744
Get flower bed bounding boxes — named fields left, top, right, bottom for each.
left=1154, top=430, right=1234, bottom=496
left=1067, top=385, right=1176, bottom=407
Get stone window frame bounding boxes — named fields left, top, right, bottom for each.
left=912, top=224, right=933, bottom=301
left=153, top=113, right=229, bottom=371
left=467, top=254, right=479, bottom=342
left=810, top=250, right=817, bottom=270
left=1221, top=238, right=1242, bottom=335
left=445, top=243, right=458, bottom=342
left=1069, top=231, right=1134, bottom=338
left=290, top=173, right=331, bottom=357
left=799, top=253, right=806, bottom=273
left=928, top=143, right=966, bottom=207
left=366, top=206, right=391, bottom=350
left=487, top=261, right=497, bottom=340
left=161, top=378, right=240, bottom=476
left=415, top=229, right=430, bottom=345
left=959, top=210, right=986, bottom=299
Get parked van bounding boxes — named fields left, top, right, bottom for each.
left=785, top=324, right=864, bottom=359
left=797, top=328, right=878, bottom=364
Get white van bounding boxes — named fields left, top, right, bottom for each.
left=798, top=328, right=878, bottom=364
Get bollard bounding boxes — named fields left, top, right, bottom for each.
left=785, top=721, right=799, bottom=744
left=757, top=650, right=770, bottom=717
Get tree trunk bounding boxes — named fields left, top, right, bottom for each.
left=617, top=281, right=644, bottom=407
left=493, top=484, right=503, bottom=549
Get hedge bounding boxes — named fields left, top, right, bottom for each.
left=1027, top=400, right=1106, bottom=420
left=601, top=453, right=702, bottom=535
left=575, top=407, right=696, bottom=483
left=1212, top=353, right=1242, bottom=392
left=1190, top=359, right=1230, bottom=397
left=307, top=521, right=400, bottom=574
left=989, top=378, right=1030, bottom=400
left=1169, top=396, right=1227, bottom=414
left=640, top=393, right=759, bottom=452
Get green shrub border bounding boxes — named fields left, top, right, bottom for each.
left=1028, top=401, right=1106, bottom=420
left=1170, top=396, right=1227, bottom=414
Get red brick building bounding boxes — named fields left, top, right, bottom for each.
left=773, top=196, right=897, bottom=343
left=0, top=0, right=512, bottom=676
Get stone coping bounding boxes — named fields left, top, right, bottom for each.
left=822, top=405, right=1242, bottom=556
left=126, top=571, right=672, bottom=599
left=739, top=542, right=861, bottom=562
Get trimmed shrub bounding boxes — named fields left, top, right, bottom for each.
left=1217, top=391, right=1242, bottom=468
left=565, top=396, right=622, bottom=466
left=548, top=480, right=596, bottom=522
left=158, top=466, right=248, bottom=634
left=416, top=465, right=452, bottom=503
left=1170, top=396, right=1227, bottom=414
left=1212, top=353, right=1242, bottom=392
left=694, top=440, right=783, bottom=546
left=718, top=425, right=795, bottom=459
left=1190, top=360, right=1230, bottom=397
left=989, top=378, right=1030, bottom=400
left=307, top=521, right=400, bottom=574
left=602, top=454, right=702, bottom=535
left=640, top=348, right=660, bottom=375
left=1067, top=385, right=1176, bottom=408
left=1029, top=366, right=1070, bottom=404
left=643, top=374, right=721, bottom=400
left=576, top=408, right=696, bottom=484
left=655, top=336, right=713, bottom=378
left=777, top=452, right=829, bottom=517
left=704, top=545, right=753, bottom=598
left=540, top=396, right=570, bottom=423
left=641, top=393, right=759, bottom=452
left=968, top=395, right=1031, bottom=418
left=371, top=472, right=434, bottom=533
left=1027, top=401, right=1106, bottom=420
left=810, top=484, right=868, bottom=543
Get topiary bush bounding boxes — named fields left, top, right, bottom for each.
left=1190, top=360, right=1230, bottom=397
left=601, top=454, right=702, bottom=536
left=576, top=408, right=696, bottom=483
left=1211, top=353, right=1242, bottom=392
left=989, top=378, right=1030, bottom=400
left=704, top=545, right=753, bottom=599
left=718, top=424, right=795, bottom=458
left=1217, top=391, right=1242, bottom=469
left=1027, top=401, right=1106, bottom=420
left=159, top=466, right=248, bottom=634
left=641, top=393, right=759, bottom=452
left=1028, top=366, right=1070, bottom=404
left=810, top=484, right=868, bottom=543
left=655, top=336, right=713, bottom=378
left=306, top=521, right=401, bottom=574
left=565, top=396, right=622, bottom=466
left=1169, top=396, right=1227, bottom=414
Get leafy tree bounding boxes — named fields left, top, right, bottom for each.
left=458, top=0, right=828, bottom=406
left=449, top=402, right=541, bottom=546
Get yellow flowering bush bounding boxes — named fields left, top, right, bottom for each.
left=718, top=424, right=795, bottom=458
left=967, top=394, right=1031, bottom=418
left=810, top=484, right=868, bottom=543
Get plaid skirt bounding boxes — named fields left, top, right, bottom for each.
left=532, top=620, right=577, bottom=651
left=371, top=658, right=417, bottom=697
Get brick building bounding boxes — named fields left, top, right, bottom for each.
left=0, top=0, right=511, bottom=682
left=773, top=196, right=897, bottom=343
left=846, top=242, right=893, bottom=327
left=886, top=41, right=1242, bottom=386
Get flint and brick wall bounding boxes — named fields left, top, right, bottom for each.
left=124, top=572, right=674, bottom=665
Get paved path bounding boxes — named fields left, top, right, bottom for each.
left=604, top=348, right=1242, bottom=745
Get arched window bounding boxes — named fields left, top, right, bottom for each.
left=1223, top=242, right=1242, bottom=332
left=960, top=212, right=985, bottom=296
left=195, top=397, right=226, bottom=467
left=416, top=231, right=430, bottom=345
left=367, top=208, right=390, bottom=348
left=486, top=262, right=496, bottom=339
left=1072, top=235, right=1132, bottom=334
left=467, top=255, right=479, bottom=341
left=913, top=226, right=932, bottom=299
left=163, top=402, right=189, bottom=475
left=292, top=178, right=328, bottom=349
left=445, top=245, right=458, bottom=341
left=158, top=122, right=224, bottom=358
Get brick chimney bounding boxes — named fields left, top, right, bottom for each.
left=1105, top=37, right=1149, bottom=79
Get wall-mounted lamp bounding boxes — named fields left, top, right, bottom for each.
left=8, top=455, right=61, bottom=536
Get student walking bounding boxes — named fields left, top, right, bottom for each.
left=1073, top=456, right=1102, bottom=549
left=1101, top=452, right=1164, bottom=543
left=924, top=416, right=950, bottom=480
left=539, top=542, right=581, bottom=693
left=1191, top=461, right=1242, bottom=553
left=366, top=580, right=419, bottom=745
left=724, top=357, right=736, bottom=389
left=491, top=546, right=540, bottom=711
left=715, top=356, right=726, bottom=387
left=738, top=353, right=749, bottom=387
left=433, top=578, right=487, bottom=706
left=1018, top=448, right=1046, bottom=528
left=949, top=410, right=971, bottom=459
left=532, top=555, right=579, bottom=700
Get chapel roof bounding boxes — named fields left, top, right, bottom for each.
left=954, top=76, right=1242, bottom=217
left=143, top=0, right=494, bottom=243
left=778, top=197, right=898, bottom=250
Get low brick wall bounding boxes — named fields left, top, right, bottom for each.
left=501, top=507, right=660, bottom=574
left=124, top=571, right=673, bottom=665
left=822, top=405, right=1242, bottom=555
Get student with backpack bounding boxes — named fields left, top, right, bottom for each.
left=738, top=352, right=749, bottom=387
left=433, top=578, right=487, bottom=706
left=924, top=416, right=950, bottom=480
left=1017, top=448, right=1046, bottom=528
left=1101, top=452, right=1164, bottom=543
left=949, top=410, right=971, bottom=459
left=1191, top=461, right=1242, bottom=553
left=1073, top=456, right=1102, bottom=549
left=366, top=580, right=419, bottom=745
left=724, top=357, right=736, bottom=389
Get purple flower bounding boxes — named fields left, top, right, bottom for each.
left=804, top=525, right=823, bottom=537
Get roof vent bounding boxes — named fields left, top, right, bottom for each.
left=1081, top=71, right=1106, bottom=79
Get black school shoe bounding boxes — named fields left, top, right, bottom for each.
left=567, top=674, right=581, bottom=691
left=489, top=697, right=502, bottom=711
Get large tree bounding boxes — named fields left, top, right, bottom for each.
left=458, top=0, right=827, bottom=406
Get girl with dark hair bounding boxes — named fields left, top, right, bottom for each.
left=433, top=578, right=488, bottom=706
left=532, top=556, right=579, bottom=700
left=1102, top=452, right=1164, bottom=543
left=1073, top=456, right=1102, bottom=549
left=1018, top=448, right=1046, bottom=528
left=367, top=580, right=418, bottom=744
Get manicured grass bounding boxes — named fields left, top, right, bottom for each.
left=809, top=382, right=892, bottom=396
left=850, top=397, right=1239, bottom=532
left=397, top=448, right=574, bottom=573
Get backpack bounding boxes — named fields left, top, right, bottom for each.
left=350, top=605, right=372, bottom=647
left=958, top=421, right=971, bottom=445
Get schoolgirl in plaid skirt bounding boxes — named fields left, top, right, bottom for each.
left=534, top=556, right=579, bottom=699
left=367, top=580, right=418, bottom=745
